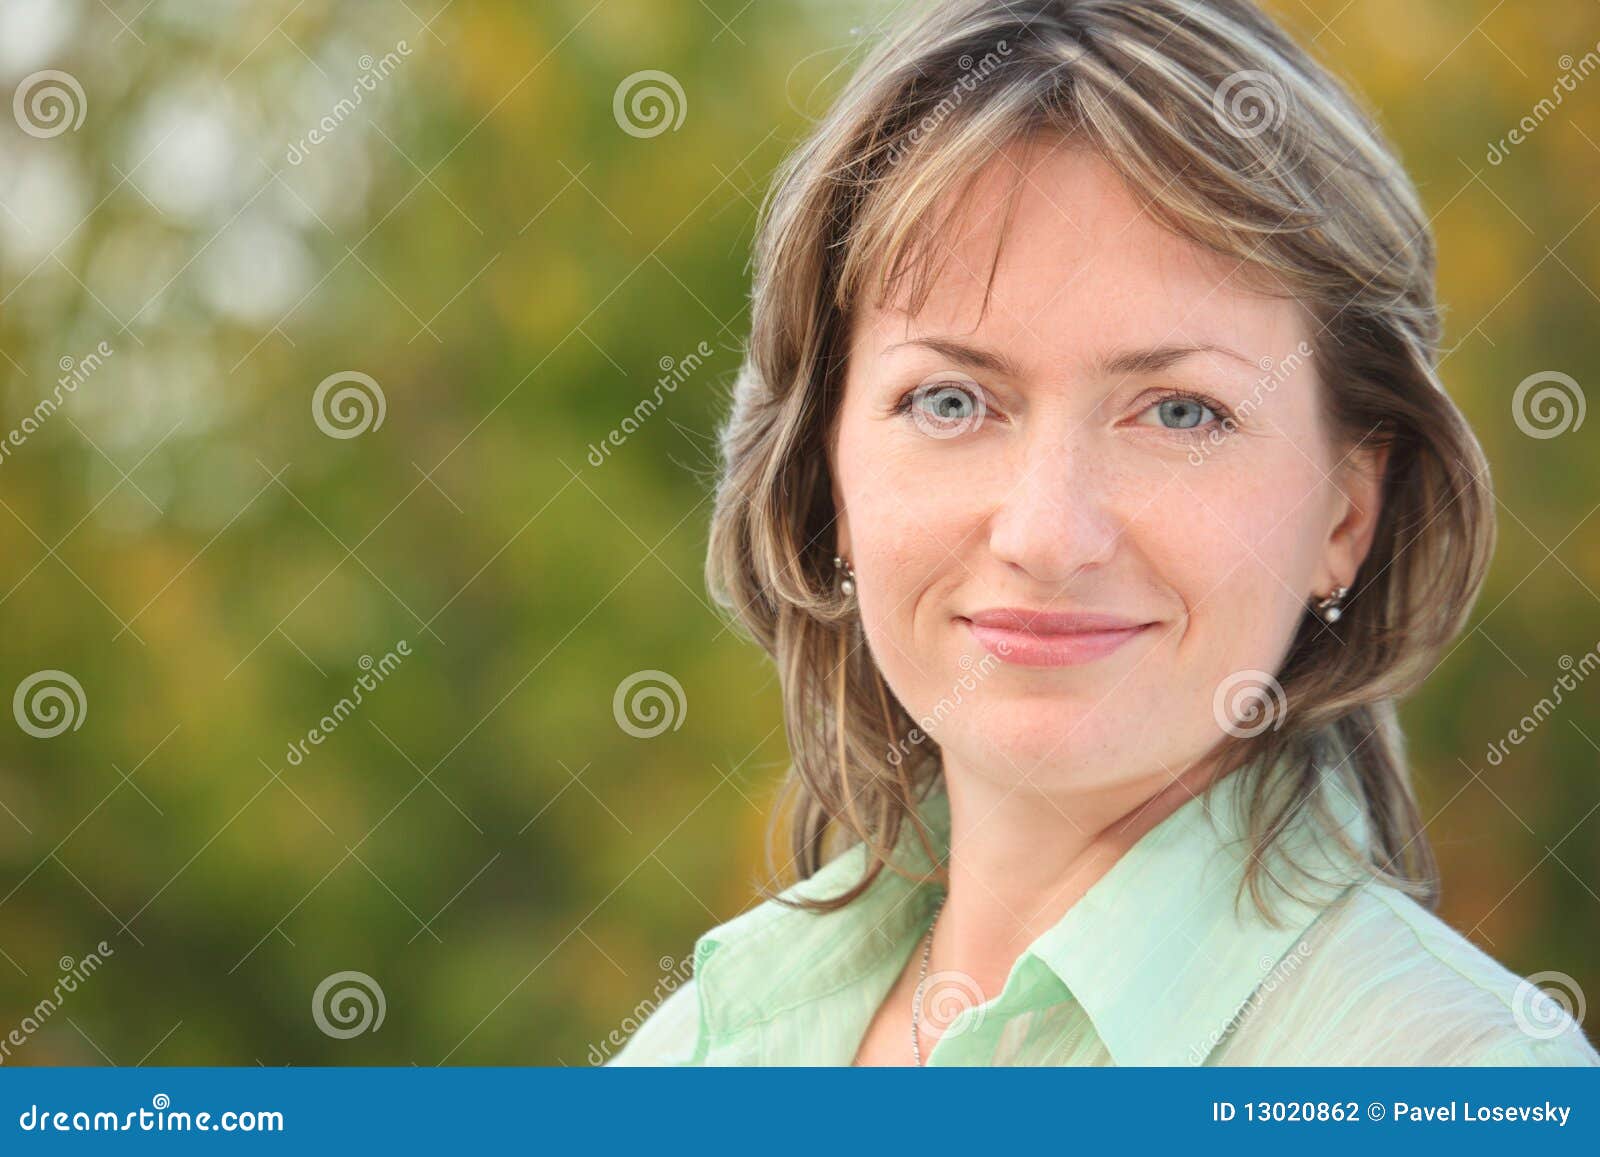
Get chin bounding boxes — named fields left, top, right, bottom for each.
left=937, top=702, right=1135, bottom=788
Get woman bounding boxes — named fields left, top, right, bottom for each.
left=612, top=0, right=1598, bottom=1066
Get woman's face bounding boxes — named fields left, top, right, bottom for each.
left=829, top=141, right=1384, bottom=799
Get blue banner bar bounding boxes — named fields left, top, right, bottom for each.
left=0, top=1067, right=1595, bottom=1152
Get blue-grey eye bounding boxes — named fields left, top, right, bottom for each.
left=1155, top=396, right=1213, bottom=429
left=920, top=385, right=976, bottom=421
left=905, top=377, right=987, bottom=438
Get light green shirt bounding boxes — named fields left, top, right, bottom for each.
left=612, top=767, right=1598, bottom=1066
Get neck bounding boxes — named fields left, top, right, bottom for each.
left=929, top=755, right=1226, bottom=1003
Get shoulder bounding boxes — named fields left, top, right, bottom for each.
left=606, top=977, right=704, bottom=1066
left=1223, top=881, right=1599, bottom=1066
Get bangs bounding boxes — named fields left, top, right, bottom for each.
left=831, top=61, right=1317, bottom=330
left=835, top=83, right=1055, bottom=321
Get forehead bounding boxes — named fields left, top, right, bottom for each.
left=854, top=139, right=1308, bottom=368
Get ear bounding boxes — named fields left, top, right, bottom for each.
left=1317, top=442, right=1388, bottom=594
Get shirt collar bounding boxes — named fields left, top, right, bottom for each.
left=693, top=757, right=1376, bottom=1065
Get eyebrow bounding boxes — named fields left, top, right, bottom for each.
left=881, top=336, right=1255, bottom=379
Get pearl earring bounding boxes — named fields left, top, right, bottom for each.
left=1313, top=584, right=1350, bottom=623
left=833, top=555, right=856, bottom=599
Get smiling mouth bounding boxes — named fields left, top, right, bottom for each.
left=957, top=615, right=1157, bottom=668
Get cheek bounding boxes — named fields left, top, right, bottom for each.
left=1153, top=455, right=1326, bottom=657
left=837, top=434, right=984, bottom=690
left=839, top=434, right=984, bottom=600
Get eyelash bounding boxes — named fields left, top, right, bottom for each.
left=889, top=383, right=1237, bottom=436
left=889, top=381, right=988, bottom=421
left=1140, top=388, right=1236, bottom=436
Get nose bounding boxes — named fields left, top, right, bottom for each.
left=985, top=431, right=1122, bottom=586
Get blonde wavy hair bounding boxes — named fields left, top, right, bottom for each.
left=704, top=0, right=1495, bottom=924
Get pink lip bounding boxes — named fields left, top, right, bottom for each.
left=960, top=607, right=1157, bottom=668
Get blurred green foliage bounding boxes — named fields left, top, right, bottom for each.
left=0, top=0, right=1595, bottom=1064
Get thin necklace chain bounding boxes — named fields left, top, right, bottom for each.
left=910, top=895, right=947, bottom=1066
